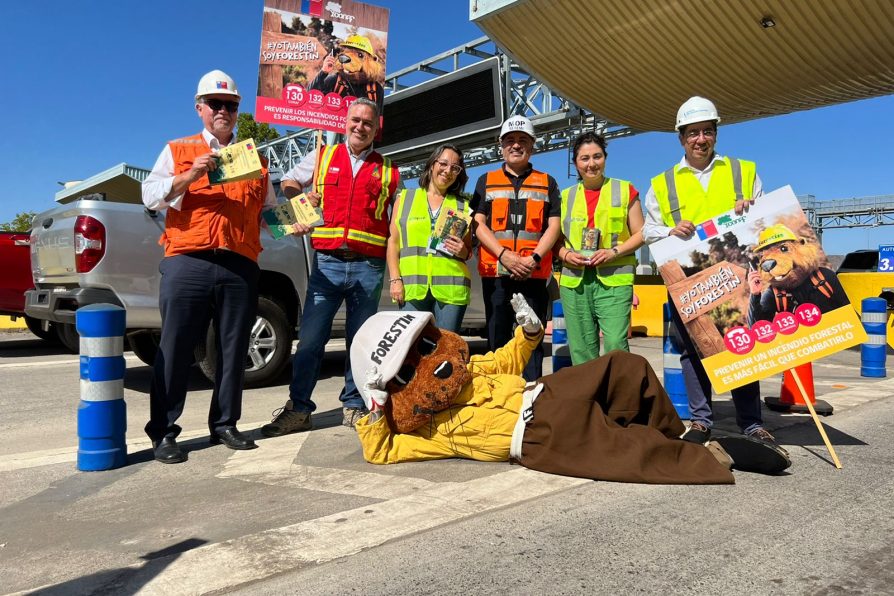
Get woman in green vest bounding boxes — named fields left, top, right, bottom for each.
left=386, top=144, right=473, bottom=332
left=555, top=132, right=644, bottom=363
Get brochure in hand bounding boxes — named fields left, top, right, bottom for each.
left=427, top=207, right=472, bottom=256
left=208, top=138, right=264, bottom=185
left=263, top=193, right=324, bottom=239
left=579, top=227, right=600, bottom=258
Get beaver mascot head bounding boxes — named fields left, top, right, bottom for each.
left=334, top=35, right=383, bottom=93
left=350, top=312, right=470, bottom=433
left=753, top=224, right=825, bottom=292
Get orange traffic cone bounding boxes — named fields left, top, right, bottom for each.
left=765, top=362, right=833, bottom=415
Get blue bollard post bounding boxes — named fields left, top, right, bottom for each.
left=663, top=302, right=690, bottom=419
left=76, top=304, right=128, bottom=470
left=551, top=300, right=572, bottom=372
left=861, top=297, right=887, bottom=378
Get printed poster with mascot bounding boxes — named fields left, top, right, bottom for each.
left=256, top=0, right=389, bottom=133
left=651, top=186, right=867, bottom=393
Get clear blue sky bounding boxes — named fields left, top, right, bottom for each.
left=2, top=1, right=891, bottom=255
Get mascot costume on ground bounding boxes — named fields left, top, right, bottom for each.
left=309, top=34, right=384, bottom=115
left=350, top=295, right=790, bottom=485
left=748, top=224, right=849, bottom=326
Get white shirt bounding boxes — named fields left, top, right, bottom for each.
left=281, top=142, right=374, bottom=187
left=142, top=128, right=277, bottom=211
left=642, top=154, right=763, bottom=244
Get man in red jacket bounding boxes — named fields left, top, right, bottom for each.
left=262, top=98, right=400, bottom=436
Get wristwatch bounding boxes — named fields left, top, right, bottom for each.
left=611, top=247, right=620, bottom=256
left=531, top=252, right=542, bottom=264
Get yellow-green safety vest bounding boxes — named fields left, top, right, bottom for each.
left=559, top=179, right=636, bottom=288
left=394, top=189, right=471, bottom=305
left=651, top=156, right=756, bottom=226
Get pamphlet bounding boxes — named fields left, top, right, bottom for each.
left=427, top=208, right=472, bottom=256
left=579, top=227, right=600, bottom=258
left=263, top=193, right=324, bottom=239
left=208, top=138, right=264, bottom=185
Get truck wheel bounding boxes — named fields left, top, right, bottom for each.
left=128, top=331, right=160, bottom=367
left=56, top=323, right=80, bottom=354
left=24, top=316, right=57, bottom=342
left=195, top=296, right=293, bottom=388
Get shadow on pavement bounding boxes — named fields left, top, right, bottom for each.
left=30, top=538, right=208, bottom=595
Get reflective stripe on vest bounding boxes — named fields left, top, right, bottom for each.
left=396, top=189, right=472, bottom=305
left=559, top=179, right=635, bottom=288
left=653, top=157, right=755, bottom=227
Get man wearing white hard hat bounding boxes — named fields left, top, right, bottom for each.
left=642, top=96, right=774, bottom=446
left=142, top=70, right=277, bottom=463
left=470, top=115, right=562, bottom=381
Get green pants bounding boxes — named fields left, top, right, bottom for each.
left=559, top=270, right=633, bottom=364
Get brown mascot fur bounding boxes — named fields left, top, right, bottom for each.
left=309, top=37, right=385, bottom=114
left=748, top=230, right=849, bottom=325
left=385, top=323, right=469, bottom=433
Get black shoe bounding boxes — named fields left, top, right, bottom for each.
left=715, top=435, right=791, bottom=475
left=209, top=428, right=258, bottom=450
left=681, top=422, right=711, bottom=444
left=152, top=437, right=186, bottom=464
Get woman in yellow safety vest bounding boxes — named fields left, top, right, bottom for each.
left=386, top=144, right=473, bottom=332
left=555, top=132, right=644, bottom=362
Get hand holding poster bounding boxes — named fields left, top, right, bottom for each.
left=652, top=186, right=867, bottom=393
left=256, top=0, right=389, bottom=133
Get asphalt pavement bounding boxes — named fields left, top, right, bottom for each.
left=1, top=329, right=892, bottom=595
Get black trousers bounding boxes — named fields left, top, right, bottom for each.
left=481, top=276, right=550, bottom=381
left=146, top=251, right=259, bottom=441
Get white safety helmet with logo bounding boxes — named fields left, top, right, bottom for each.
left=195, top=70, right=241, bottom=101
left=675, top=96, right=721, bottom=130
left=500, top=115, right=536, bottom=140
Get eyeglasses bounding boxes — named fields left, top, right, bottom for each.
left=684, top=128, right=716, bottom=141
left=201, top=98, right=240, bottom=113
left=435, top=159, right=463, bottom=174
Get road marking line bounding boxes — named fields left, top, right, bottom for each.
left=107, top=468, right=585, bottom=595
left=0, top=354, right=143, bottom=369
left=0, top=419, right=271, bottom=472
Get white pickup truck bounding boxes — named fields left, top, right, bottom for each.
left=25, top=163, right=486, bottom=387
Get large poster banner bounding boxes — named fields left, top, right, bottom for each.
left=256, top=0, right=389, bottom=133
left=652, top=186, right=867, bottom=393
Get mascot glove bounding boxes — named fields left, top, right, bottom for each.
left=511, top=293, right=542, bottom=334
left=363, top=365, right=389, bottom=410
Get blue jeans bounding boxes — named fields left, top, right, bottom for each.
left=288, top=252, right=385, bottom=412
left=668, top=295, right=763, bottom=433
left=401, top=291, right=467, bottom=333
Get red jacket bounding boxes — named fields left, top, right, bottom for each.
left=311, top=144, right=399, bottom=258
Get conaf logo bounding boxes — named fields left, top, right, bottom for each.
left=326, top=1, right=355, bottom=22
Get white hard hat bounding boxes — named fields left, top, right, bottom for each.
left=676, top=96, right=721, bottom=130
left=195, top=70, right=241, bottom=100
left=500, top=115, right=535, bottom=139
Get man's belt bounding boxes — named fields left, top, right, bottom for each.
left=320, top=249, right=366, bottom=262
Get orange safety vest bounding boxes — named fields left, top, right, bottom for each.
left=162, top=133, right=269, bottom=262
left=478, top=167, right=552, bottom=279
left=310, top=144, right=399, bottom=258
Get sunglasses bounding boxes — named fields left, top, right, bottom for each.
left=202, top=98, right=240, bottom=113
left=392, top=336, right=438, bottom=386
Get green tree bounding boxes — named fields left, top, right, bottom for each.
left=0, top=211, right=36, bottom=232
left=236, top=113, right=280, bottom=144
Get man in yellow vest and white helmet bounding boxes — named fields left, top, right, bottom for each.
left=642, top=96, right=775, bottom=446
